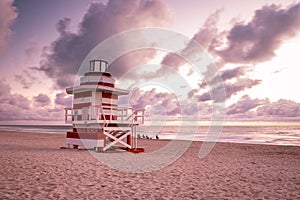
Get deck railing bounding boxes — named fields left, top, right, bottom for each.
left=64, top=105, right=145, bottom=125
left=64, top=107, right=73, bottom=123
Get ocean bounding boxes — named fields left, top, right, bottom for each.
left=0, top=124, right=299, bottom=146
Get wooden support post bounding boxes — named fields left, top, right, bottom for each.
left=127, top=134, right=131, bottom=146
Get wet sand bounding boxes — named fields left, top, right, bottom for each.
left=0, top=130, right=299, bottom=199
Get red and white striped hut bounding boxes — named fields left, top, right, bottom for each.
left=64, top=59, right=145, bottom=152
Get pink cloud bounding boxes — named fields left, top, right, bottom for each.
left=227, top=95, right=269, bottom=115
left=55, top=92, right=72, bottom=107
left=33, top=94, right=51, bottom=107
left=216, top=3, right=300, bottom=63
left=36, top=0, right=171, bottom=89
left=0, top=80, right=65, bottom=121
left=257, top=99, right=300, bottom=118
left=197, top=78, right=261, bottom=102
left=226, top=96, right=300, bottom=121
left=0, top=0, right=18, bottom=54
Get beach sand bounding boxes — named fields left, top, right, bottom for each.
left=0, top=130, right=299, bottom=199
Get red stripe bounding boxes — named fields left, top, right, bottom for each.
left=102, top=107, right=118, bottom=110
left=101, top=115, right=117, bottom=120
left=102, top=103, right=118, bottom=107
left=74, top=91, right=92, bottom=98
left=67, top=131, right=105, bottom=140
left=81, top=82, right=114, bottom=87
left=84, top=72, right=112, bottom=77
left=73, top=103, right=91, bottom=109
left=99, top=82, right=114, bottom=87
left=102, top=93, right=118, bottom=99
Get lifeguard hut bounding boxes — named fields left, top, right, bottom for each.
left=64, top=59, right=145, bottom=152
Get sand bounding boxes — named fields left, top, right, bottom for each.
left=0, top=130, right=299, bottom=199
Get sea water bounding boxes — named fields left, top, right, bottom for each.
left=136, top=125, right=300, bottom=146
left=0, top=124, right=299, bottom=146
left=0, top=125, right=72, bottom=134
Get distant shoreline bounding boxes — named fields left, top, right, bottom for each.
left=0, top=129, right=299, bottom=147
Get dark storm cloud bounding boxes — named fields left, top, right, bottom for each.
left=37, top=0, right=170, bottom=89
left=217, top=3, right=300, bottom=63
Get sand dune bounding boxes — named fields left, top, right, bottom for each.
left=0, top=130, right=299, bottom=199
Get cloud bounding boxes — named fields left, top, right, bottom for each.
left=227, top=95, right=269, bottom=115
left=2, top=93, right=31, bottom=110
left=192, top=9, right=223, bottom=51
left=55, top=92, right=72, bottom=107
left=199, top=66, right=248, bottom=88
left=129, top=88, right=178, bottom=113
left=217, top=3, right=300, bottom=63
left=159, top=9, right=223, bottom=75
left=257, top=99, right=300, bottom=118
left=0, top=80, right=31, bottom=114
left=25, top=39, right=40, bottom=63
left=187, top=89, right=199, bottom=98
left=197, top=78, right=261, bottom=102
left=14, top=69, right=40, bottom=89
left=154, top=3, right=300, bottom=107
left=33, top=94, right=51, bottom=107
left=127, top=88, right=209, bottom=120
left=13, top=39, right=42, bottom=89
left=220, top=67, right=246, bottom=81
left=197, top=92, right=211, bottom=102
left=37, top=0, right=171, bottom=89
left=225, top=78, right=261, bottom=99
left=160, top=53, right=187, bottom=74
left=109, top=49, right=157, bottom=79
left=0, top=80, right=65, bottom=121
left=158, top=3, right=300, bottom=82
left=0, top=79, right=11, bottom=97
left=0, top=0, right=18, bottom=54
left=226, top=96, right=300, bottom=121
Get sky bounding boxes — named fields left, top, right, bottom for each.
left=0, top=0, right=300, bottom=124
